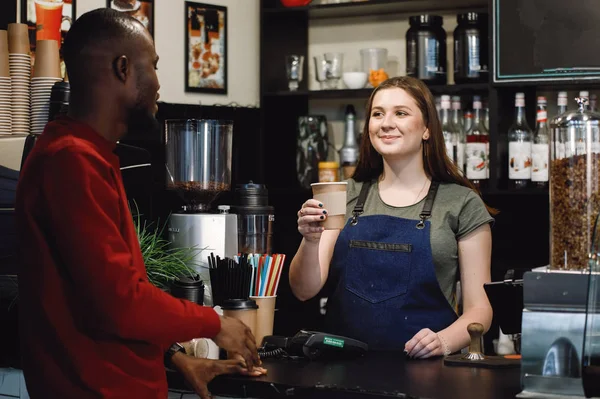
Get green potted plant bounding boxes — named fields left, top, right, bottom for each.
left=132, top=208, right=199, bottom=291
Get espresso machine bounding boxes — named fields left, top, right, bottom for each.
left=165, top=119, right=238, bottom=307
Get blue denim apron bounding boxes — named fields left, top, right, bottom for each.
left=324, top=180, right=458, bottom=350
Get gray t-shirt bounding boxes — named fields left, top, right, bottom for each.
left=341, top=179, right=494, bottom=310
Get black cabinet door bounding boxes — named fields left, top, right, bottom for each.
left=0, top=0, right=16, bottom=30
left=494, top=0, right=600, bottom=83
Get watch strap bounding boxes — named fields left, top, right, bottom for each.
left=164, top=342, right=186, bottom=370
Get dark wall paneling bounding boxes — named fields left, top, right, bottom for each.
left=260, top=94, right=312, bottom=336
left=259, top=0, right=318, bottom=336
left=0, top=297, right=19, bottom=368
left=260, top=5, right=308, bottom=94
left=0, top=0, right=17, bottom=30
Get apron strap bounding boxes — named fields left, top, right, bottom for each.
left=416, top=181, right=440, bottom=229
left=351, top=180, right=373, bottom=226
left=351, top=180, right=439, bottom=229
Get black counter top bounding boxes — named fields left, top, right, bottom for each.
left=168, top=351, right=522, bottom=398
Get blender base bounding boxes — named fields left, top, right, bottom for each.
left=168, top=212, right=238, bottom=307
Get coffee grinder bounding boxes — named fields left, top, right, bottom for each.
left=165, top=119, right=238, bottom=307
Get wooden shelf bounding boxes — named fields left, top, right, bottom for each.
left=482, top=187, right=548, bottom=196
left=264, top=82, right=489, bottom=99
left=492, top=79, right=600, bottom=90
left=264, top=0, right=487, bottom=19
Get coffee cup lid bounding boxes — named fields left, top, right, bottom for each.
left=221, top=299, right=258, bottom=310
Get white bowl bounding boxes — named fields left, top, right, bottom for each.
left=343, top=72, right=368, bottom=90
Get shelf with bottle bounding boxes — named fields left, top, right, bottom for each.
left=492, top=79, right=600, bottom=90
left=501, top=90, right=599, bottom=193
left=482, top=186, right=548, bottom=196
left=264, top=0, right=486, bottom=19
left=263, top=82, right=490, bottom=99
left=270, top=10, right=490, bottom=100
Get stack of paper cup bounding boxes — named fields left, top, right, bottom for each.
left=7, top=23, right=31, bottom=135
left=0, top=31, right=12, bottom=135
left=31, top=40, right=62, bottom=135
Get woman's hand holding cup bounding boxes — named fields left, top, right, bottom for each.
left=297, top=199, right=327, bottom=242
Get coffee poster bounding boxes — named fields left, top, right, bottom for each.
left=185, top=1, right=227, bottom=94
left=106, top=0, right=154, bottom=38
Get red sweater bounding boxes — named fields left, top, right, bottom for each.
left=15, top=117, right=221, bottom=399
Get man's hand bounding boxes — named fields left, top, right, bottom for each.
left=212, top=315, right=261, bottom=371
left=171, top=352, right=267, bottom=399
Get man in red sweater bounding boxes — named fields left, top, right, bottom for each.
left=15, top=8, right=261, bottom=399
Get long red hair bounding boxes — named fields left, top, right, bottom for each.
left=352, top=76, right=497, bottom=215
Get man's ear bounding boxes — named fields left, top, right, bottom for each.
left=113, top=55, right=130, bottom=83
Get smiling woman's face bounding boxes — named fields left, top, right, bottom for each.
left=368, top=87, right=429, bottom=160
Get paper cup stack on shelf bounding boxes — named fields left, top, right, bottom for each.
left=31, top=40, right=62, bottom=135
left=0, top=31, right=12, bottom=135
left=7, top=23, right=31, bottom=135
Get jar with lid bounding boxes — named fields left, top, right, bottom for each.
left=231, top=181, right=275, bottom=255
left=549, top=96, right=600, bottom=270
left=453, top=12, right=488, bottom=84
left=406, top=15, right=447, bottom=84
left=318, top=161, right=340, bottom=182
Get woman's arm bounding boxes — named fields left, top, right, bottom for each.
left=438, top=223, right=493, bottom=353
left=406, top=223, right=493, bottom=358
left=288, top=230, right=340, bottom=301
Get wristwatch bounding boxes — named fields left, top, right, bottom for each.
left=164, top=342, right=186, bottom=370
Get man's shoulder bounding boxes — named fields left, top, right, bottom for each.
left=36, top=122, right=106, bottom=161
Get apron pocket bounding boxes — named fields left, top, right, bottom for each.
left=345, top=239, right=412, bottom=304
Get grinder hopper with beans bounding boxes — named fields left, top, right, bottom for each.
left=165, top=119, right=239, bottom=307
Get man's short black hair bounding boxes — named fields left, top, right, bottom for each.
left=62, top=8, right=142, bottom=87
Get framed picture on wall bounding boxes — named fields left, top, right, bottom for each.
left=21, top=0, right=76, bottom=76
left=106, top=0, right=154, bottom=38
left=184, top=1, right=227, bottom=94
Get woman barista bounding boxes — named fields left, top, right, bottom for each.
left=289, top=76, right=495, bottom=359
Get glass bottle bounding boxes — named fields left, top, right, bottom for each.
left=552, top=91, right=568, bottom=160
left=531, top=96, right=549, bottom=189
left=435, top=95, right=442, bottom=120
left=339, top=104, right=359, bottom=180
left=508, top=92, right=532, bottom=190
left=440, top=95, right=456, bottom=164
left=465, top=95, right=488, bottom=189
left=451, top=96, right=464, bottom=130
left=463, top=109, right=473, bottom=134
left=483, top=98, right=490, bottom=132
left=451, top=96, right=466, bottom=173
left=558, top=91, right=568, bottom=115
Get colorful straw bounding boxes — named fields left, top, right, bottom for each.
left=208, top=252, right=287, bottom=305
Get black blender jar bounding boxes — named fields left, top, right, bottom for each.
left=232, top=181, right=274, bottom=255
